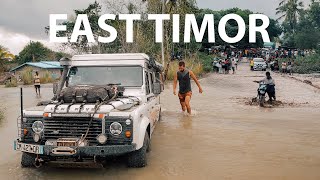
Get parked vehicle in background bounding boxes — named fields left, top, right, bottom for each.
left=253, top=58, right=267, bottom=71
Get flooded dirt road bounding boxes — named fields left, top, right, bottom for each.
left=1, top=63, right=320, bottom=180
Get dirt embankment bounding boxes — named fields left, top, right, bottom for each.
left=287, top=74, right=320, bottom=90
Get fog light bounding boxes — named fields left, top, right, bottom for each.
left=33, top=133, right=41, bottom=142
left=97, top=134, right=108, bottom=144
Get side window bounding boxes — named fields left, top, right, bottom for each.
left=149, top=72, right=154, bottom=93
left=155, top=72, right=160, bottom=83
left=145, top=71, right=150, bottom=95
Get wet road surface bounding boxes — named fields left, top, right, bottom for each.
left=1, top=63, right=320, bottom=180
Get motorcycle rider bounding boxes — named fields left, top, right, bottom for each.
left=254, top=72, right=276, bottom=102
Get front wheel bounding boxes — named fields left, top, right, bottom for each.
left=21, top=152, right=36, bottom=167
left=127, top=132, right=150, bottom=168
left=259, top=95, right=265, bottom=107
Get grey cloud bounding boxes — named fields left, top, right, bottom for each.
left=0, top=0, right=94, bottom=39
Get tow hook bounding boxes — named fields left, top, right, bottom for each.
left=34, top=157, right=44, bottom=168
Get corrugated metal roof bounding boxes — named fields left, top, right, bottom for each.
left=10, top=61, right=62, bottom=72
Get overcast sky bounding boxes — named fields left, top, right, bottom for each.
left=0, top=0, right=307, bottom=54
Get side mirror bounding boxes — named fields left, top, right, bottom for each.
left=153, top=82, right=162, bottom=95
left=53, top=83, right=58, bottom=95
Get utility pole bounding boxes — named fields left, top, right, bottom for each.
left=161, top=0, right=165, bottom=66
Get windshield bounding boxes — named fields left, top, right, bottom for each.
left=68, top=66, right=143, bottom=87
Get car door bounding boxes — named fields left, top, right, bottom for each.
left=145, top=71, right=160, bottom=135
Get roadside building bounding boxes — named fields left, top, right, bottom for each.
left=10, top=61, right=62, bottom=80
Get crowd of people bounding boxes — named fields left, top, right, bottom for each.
left=207, top=45, right=313, bottom=75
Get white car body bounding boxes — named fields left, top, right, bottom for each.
left=253, top=58, right=267, bottom=71
left=15, top=53, right=163, bottom=167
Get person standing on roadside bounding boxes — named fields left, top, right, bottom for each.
left=232, top=59, right=236, bottom=74
left=34, top=71, right=41, bottom=96
left=173, top=61, right=203, bottom=115
left=281, top=61, right=287, bottom=74
left=250, top=59, right=254, bottom=71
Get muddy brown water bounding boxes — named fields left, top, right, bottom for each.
left=1, top=63, right=320, bottom=180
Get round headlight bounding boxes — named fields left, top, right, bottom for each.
left=97, top=134, right=108, bottom=144
left=110, top=122, right=122, bottom=136
left=125, top=119, right=131, bottom=125
left=32, top=121, right=44, bottom=133
left=33, top=133, right=41, bottom=142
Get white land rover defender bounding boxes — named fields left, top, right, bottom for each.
left=14, top=53, right=163, bottom=168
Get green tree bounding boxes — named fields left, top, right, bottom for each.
left=17, top=41, right=53, bottom=64
left=17, top=41, right=67, bottom=64
left=276, top=0, right=304, bottom=32
left=309, top=0, right=320, bottom=28
left=0, top=45, right=15, bottom=72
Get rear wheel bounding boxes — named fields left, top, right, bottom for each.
left=21, top=152, right=35, bottom=167
left=127, top=132, right=150, bottom=168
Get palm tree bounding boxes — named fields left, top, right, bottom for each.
left=0, top=46, right=15, bottom=72
left=276, top=0, right=304, bottom=31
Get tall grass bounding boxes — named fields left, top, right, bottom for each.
left=21, top=67, right=33, bottom=85
left=40, top=71, right=54, bottom=84
left=166, top=54, right=205, bottom=80
left=5, top=77, right=17, bottom=87
left=21, top=68, right=55, bottom=85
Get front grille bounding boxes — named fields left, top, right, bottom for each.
left=105, top=117, right=133, bottom=145
left=43, top=117, right=102, bottom=145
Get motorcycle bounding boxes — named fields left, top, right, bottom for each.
left=254, top=81, right=268, bottom=107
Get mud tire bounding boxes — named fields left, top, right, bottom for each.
left=259, top=95, right=265, bottom=107
left=127, top=132, right=149, bottom=168
left=21, top=152, right=35, bottom=168
left=158, top=108, right=162, bottom=121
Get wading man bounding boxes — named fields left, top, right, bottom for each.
left=173, top=61, right=203, bottom=115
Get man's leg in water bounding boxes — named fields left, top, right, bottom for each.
left=180, top=101, right=186, bottom=112
left=185, top=96, right=192, bottom=114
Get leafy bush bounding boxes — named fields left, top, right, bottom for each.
left=276, top=54, right=320, bottom=74
left=21, top=67, right=33, bottom=85
left=198, top=52, right=215, bottom=73
left=293, top=54, right=320, bottom=74
left=5, top=77, right=18, bottom=87
left=40, top=71, right=54, bottom=84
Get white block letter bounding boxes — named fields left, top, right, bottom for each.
left=172, top=14, right=180, bottom=43
left=148, top=14, right=170, bottom=43
left=249, top=14, right=270, bottom=43
left=218, top=14, right=246, bottom=43
left=119, top=14, right=141, bottom=43
left=184, top=14, right=215, bottom=43
left=98, top=14, right=118, bottom=43
left=70, top=14, right=95, bottom=43
left=49, top=14, right=68, bottom=43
